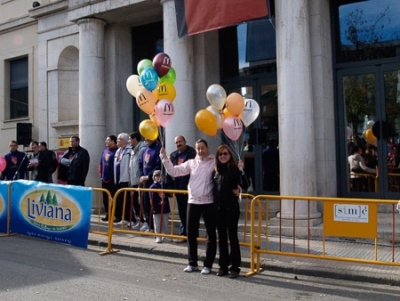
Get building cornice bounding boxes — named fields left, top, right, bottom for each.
left=0, top=15, right=37, bottom=34
left=28, top=0, right=68, bottom=19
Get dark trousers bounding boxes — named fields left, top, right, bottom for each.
left=216, top=207, right=241, bottom=273
left=143, top=192, right=154, bottom=229
left=131, top=185, right=143, bottom=223
left=187, top=203, right=216, bottom=268
left=102, top=181, right=116, bottom=216
left=176, top=192, right=188, bottom=236
left=115, top=182, right=132, bottom=221
left=68, top=179, right=85, bottom=186
left=141, top=183, right=153, bottom=229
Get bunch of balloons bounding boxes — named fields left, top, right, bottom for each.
left=126, top=52, right=177, bottom=140
left=195, top=84, right=260, bottom=142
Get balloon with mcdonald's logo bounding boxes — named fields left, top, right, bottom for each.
left=153, top=53, right=172, bottom=77
left=155, top=99, right=175, bottom=127
left=222, top=116, right=243, bottom=141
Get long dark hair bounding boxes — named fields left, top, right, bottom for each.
left=215, top=145, right=236, bottom=172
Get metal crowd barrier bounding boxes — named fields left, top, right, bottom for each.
left=246, top=195, right=400, bottom=276
left=350, top=173, right=378, bottom=192
left=7, top=181, right=399, bottom=276
left=90, top=187, right=112, bottom=236
left=98, top=187, right=255, bottom=255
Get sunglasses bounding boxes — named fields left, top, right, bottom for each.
left=218, top=152, right=229, bottom=156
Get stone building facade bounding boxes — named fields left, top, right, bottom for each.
left=1, top=0, right=399, bottom=215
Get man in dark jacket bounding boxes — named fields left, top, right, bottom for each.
left=168, top=135, right=196, bottom=239
left=98, top=135, right=118, bottom=221
left=39, top=141, right=58, bottom=183
left=58, top=136, right=90, bottom=186
left=139, top=138, right=161, bottom=231
left=27, top=141, right=52, bottom=183
left=3, top=140, right=28, bottom=180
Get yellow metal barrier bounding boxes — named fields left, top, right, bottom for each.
left=247, top=195, right=400, bottom=276
left=90, top=187, right=113, bottom=236
left=350, top=173, right=378, bottom=192
left=99, top=188, right=255, bottom=255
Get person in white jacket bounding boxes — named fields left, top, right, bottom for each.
left=160, top=139, right=216, bottom=275
left=348, top=144, right=376, bottom=192
left=128, top=132, right=146, bottom=229
left=114, top=133, right=132, bottom=224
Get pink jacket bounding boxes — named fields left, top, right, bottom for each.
left=162, top=154, right=215, bottom=205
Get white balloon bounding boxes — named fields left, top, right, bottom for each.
left=366, top=120, right=374, bottom=130
left=206, top=84, right=227, bottom=110
left=206, top=105, right=224, bottom=129
left=240, top=99, right=260, bottom=127
left=126, top=75, right=143, bottom=97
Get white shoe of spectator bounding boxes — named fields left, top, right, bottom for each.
left=140, top=222, right=149, bottom=232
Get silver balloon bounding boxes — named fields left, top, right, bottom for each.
left=206, top=84, right=227, bottom=110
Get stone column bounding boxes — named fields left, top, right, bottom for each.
left=77, top=18, right=106, bottom=189
left=160, top=0, right=197, bottom=152
left=275, top=0, right=320, bottom=221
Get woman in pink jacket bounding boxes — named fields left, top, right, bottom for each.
left=161, top=139, right=216, bottom=275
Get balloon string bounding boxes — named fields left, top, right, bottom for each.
left=158, top=127, right=165, bottom=147
left=216, top=132, right=241, bottom=161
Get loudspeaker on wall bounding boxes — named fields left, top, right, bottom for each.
left=16, top=123, right=32, bottom=146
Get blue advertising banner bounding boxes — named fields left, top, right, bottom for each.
left=0, top=181, right=9, bottom=233
left=10, top=180, right=92, bottom=248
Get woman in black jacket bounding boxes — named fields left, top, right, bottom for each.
left=212, top=145, right=248, bottom=278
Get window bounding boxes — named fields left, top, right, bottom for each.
left=334, top=0, right=400, bottom=63
left=219, top=0, right=276, bottom=79
left=9, top=57, right=28, bottom=119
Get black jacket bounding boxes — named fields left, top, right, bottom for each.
left=27, top=151, right=52, bottom=183
left=58, top=146, right=90, bottom=183
left=212, top=164, right=248, bottom=210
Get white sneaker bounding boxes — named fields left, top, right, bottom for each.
left=183, top=265, right=198, bottom=272
left=201, top=267, right=211, bottom=275
left=125, top=222, right=136, bottom=228
left=155, top=237, right=162, bottom=243
left=130, top=222, right=140, bottom=230
left=139, top=222, right=149, bottom=232
left=115, top=220, right=127, bottom=226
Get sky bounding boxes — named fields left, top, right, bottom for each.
left=339, top=0, right=400, bottom=45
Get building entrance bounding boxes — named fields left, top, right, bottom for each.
left=338, top=63, right=400, bottom=198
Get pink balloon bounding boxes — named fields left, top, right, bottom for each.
left=222, top=116, right=243, bottom=141
left=0, top=156, right=6, bottom=172
left=155, top=99, right=174, bottom=127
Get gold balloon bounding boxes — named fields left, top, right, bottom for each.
left=195, top=109, right=217, bottom=136
left=364, top=129, right=376, bottom=145
left=223, top=107, right=233, bottom=118
left=152, top=81, right=176, bottom=102
left=139, top=119, right=159, bottom=140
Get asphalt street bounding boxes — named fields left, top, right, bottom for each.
left=1, top=236, right=400, bottom=301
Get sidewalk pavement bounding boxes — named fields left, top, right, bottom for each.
left=88, top=218, right=400, bottom=286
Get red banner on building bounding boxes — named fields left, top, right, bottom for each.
left=175, top=0, right=268, bottom=38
